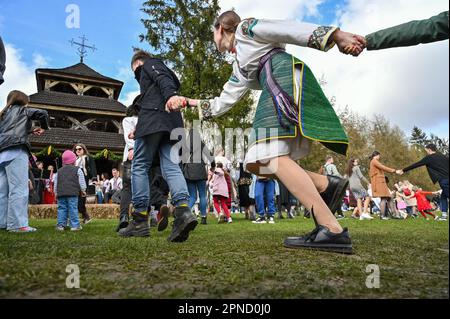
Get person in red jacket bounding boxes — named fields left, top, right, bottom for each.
left=405, top=187, right=440, bottom=220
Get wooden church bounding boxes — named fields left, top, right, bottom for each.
left=28, top=40, right=127, bottom=174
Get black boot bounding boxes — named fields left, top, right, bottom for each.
left=201, top=217, right=207, bottom=225
left=167, top=206, right=198, bottom=243
left=320, top=176, right=349, bottom=213
left=118, top=212, right=150, bottom=237
left=283, top=207, right=353, bottom=254
left=116, top=214, right=129, bottom=232
left=157, top=205, right=170, bottom=232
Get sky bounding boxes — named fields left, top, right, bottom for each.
left=0, top=0, right=448, bottom=139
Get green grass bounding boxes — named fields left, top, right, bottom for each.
left=0, top=214, right=448, bottom=299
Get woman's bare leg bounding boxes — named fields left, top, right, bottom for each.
left=248, top=156, right=343, bottom=233
left=363, top=197, right=371, bottom=214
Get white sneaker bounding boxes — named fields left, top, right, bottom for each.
left=437, top=216, right=448, bottom=221
left=360, top=213, right=374, bottom=220
left=252, top=217, right=267, bottom=224
left=268, top=217, right=275, bottom=224
left=70, top=226, right=83, bottom=231
left=56, top=226, right=65, bottom=231
left=227, top=218, right=233, bottom=224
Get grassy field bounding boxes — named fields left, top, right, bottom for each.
left=0, top=213, right=448, bottom=299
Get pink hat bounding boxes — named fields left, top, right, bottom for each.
left=62, top=150, right=77, bottom=165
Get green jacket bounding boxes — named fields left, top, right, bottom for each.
left=366, top=11, right=449, bottom=50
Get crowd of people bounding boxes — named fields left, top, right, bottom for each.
left=0, top=10, right=448, bottom=254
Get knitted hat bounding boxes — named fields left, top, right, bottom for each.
left=62, top=150, right=77, bottom=165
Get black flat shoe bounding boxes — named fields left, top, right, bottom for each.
left=320, top=176, right=349, bottom=213
left=283, top=207, right=353, bottom=254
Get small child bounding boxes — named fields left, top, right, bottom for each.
left=54, top=150, right=86, bottom=231
left=407, top=187, right=438, bottom=220
left=210, top=163, right=232, bottom=223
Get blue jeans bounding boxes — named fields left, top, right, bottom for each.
left=132, top=133, right=189, bottom=213
left=439, top=179, right=449, bottom=216
left=187, top=180, right=207, bottom=217
left=96, top=191, right=104, bottom=204
left=255, top=179, right=276, bottom=217
left=0, top=150, right=30, bottom=230
left=57, top=196, right=80, bottom=228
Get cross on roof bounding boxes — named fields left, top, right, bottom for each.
left=69, top=35, right=97, bottom=63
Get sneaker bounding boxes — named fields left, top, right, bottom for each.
left=70, top=226, right=82, bottom=231
left=268, top=217, right=275, bottom=224
left=283, top=208, right=353, bottom=254
left=56, top=225, right=65, bottom=231
left=360, top=213, right=374, bottom=220
left=336, top=214, right=345, bottom=220
left=227, top=217, right=233, bottom=224
left=252, top=217, right=267, bottom=224
left=380, top=216, right=390, bottom=221
left=157, top=205, right=170, bottom=232
left=167, top=206, right=198, bottom=243
left=9, top=226, right=37, bottom=233
left=436, top=216, right=448, bottom=221
left=320, top=176, right=349, bottom=214
left=118, top=218, right=150, bottom=238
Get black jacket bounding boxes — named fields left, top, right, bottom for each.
left=134, top=58, right=184, bottom=140
left=0, top=36, right=5, bottom=85
left=0, top=105, right=49, bottom=153
left=403, top=153, right=449, bottom=184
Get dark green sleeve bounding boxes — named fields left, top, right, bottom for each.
left=366, top=11, right=449, bottom=50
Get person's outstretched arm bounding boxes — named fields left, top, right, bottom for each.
left=365, top=11, right=449, bottom=50
left=244, top=18, right=365, bottom=55
left=402, top=156, right=429, bottom=173
left=183, top=63, right=250, bottom=119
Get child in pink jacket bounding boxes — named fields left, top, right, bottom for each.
left=210, top=163, right=232, bottom=223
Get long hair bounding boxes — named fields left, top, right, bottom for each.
left=369, top=151, right=380, bottom=161
left=346, top=158, right=356, bottom=178
left=74, top=143, right=90, bottom=156
left=1, top=90, right=29, bottom=119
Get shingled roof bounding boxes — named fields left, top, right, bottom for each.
left=29, top=91, right=126, bottom=114
left=30, top=128, right=125, bottom=152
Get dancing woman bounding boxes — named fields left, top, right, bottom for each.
left=168, top=11, right=365, bottom=254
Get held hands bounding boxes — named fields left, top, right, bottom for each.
left=166, top=96, right=188, bottom=112
left=395, top=170, right=404, bottom=176
left=128, top=149, right=134, bottom=161
left=333, top=30, right=366, bottom=57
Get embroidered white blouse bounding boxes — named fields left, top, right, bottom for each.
left=199, top=19, right=338, bottom=118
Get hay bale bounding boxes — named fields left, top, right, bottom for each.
left=29, top=204, right=121, bottom=220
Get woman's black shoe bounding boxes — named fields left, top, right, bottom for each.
left=283, top=208, right=353, bottom=254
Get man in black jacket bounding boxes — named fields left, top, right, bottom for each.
left=0, top=36, right=6, bottom=85
left=119, top=50, right=197, bottom=241
left=398, top=144, right=449, bottom=221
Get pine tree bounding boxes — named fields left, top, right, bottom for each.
left=139, top=0, right=254, bottom=130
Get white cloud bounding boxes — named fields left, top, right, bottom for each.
left=119, top=89, right=140, bottom=107
left=0, top=43, right=48, bottom=112
left=289, top=0, right=449, bottom=138
left=219, top=0, right=324, bottom=20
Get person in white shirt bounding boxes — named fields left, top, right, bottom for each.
left=105, top=168, right=122, bottom=203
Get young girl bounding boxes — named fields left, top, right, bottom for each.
left=346, top=158, right=373, bottom=220
left=407, top=187, right=439, bottom=220
left=0, top=90, right=49, bottom=232
left=169, top=11, right=365, bottom=253
left=210, top=162, right=232, bottom=223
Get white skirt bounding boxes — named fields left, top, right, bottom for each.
left=244, top=135, right=311, bottom=172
